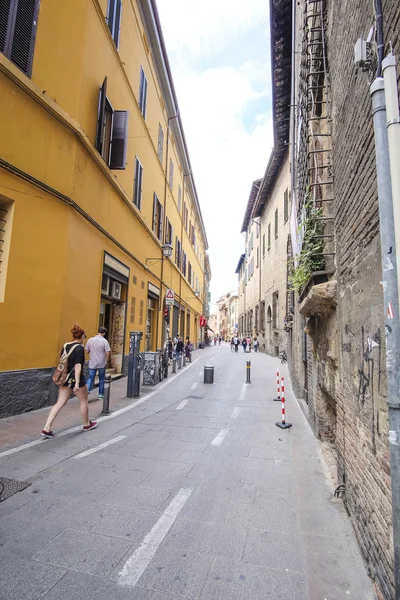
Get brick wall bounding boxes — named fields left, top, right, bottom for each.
left=289, top=1, right=400, bottom=597
left=322, top=0, right=399, bottom=597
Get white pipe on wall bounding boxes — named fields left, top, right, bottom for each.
left=382, top=53, right=400, bottom=301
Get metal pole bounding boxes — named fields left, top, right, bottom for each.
left=127, top=331, right=143, bottom=398
left=273, top=369, right=281, bottom=401
left=100, top=374, right=112, bottom=415
left=382, top=54, right=400, bottom=304
left=246, top=361, right=251, bottom=384
left=370, top=77, right=400, bottom=598
left=276, top=377, right=292, bottom=429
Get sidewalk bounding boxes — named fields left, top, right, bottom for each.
left=0, top=357, right=198, bottom=450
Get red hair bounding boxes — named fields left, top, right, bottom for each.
left=71, top=324, right=85, bottom=339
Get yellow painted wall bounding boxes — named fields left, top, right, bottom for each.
left=0, top=0, right=207, bottom=372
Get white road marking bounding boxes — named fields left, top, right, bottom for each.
left=0, top=356, right=203, bottom=459
left=191, top=382, right=198, bottom=390
left=230, top=407, right=241, bottom=419
left=211, top=428, right=230, bottom=447
left=118, top=487, right=193, bottom=587
left=74, top=435, right=126, bottom=459
left=239, top=383, right=247, bottom=403
left=176, top=399, right=188, bottom=410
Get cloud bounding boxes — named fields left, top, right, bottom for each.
left=157, top=0, right=272, bottom=302
left=157, top=0, right=269, bottom=58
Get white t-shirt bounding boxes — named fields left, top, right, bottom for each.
left=86, top=335, right=111, bottom=369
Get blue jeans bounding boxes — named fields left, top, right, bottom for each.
left=87, top=367, right=106, bottom=396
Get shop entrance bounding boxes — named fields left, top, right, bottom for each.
left=99, top=253, right=129, bottom=373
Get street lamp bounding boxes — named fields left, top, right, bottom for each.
left=145, top=243, right=173, bottom=266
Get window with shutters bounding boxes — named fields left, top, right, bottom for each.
left=183, top=203, right=188, bottom=232
left=177, top=186, right=182, bottom=213
left=272, top=291, right=279, bottom=330
left=139, top=299, right=144, bottom=325
left=262, top=234, right=265, bottom=257
left=188, top=261, right=192, bottom=284
left=274, top=208, right=278, bottom=238
left=169, top=159, right=174, bottom=189
left=96, top=77, right=129, bottom=169
left=133, top=157, right=143, bottom=209
left=158, top=124, right=164, bottom=163
left=152, top=193, right=163, bottom=241
left=182, top=251, right=187, bottom=276
left=175, top=237, right=181, bottom=268
left=256, top=248, right=259, bottom=268
left=268, top=223, right=271, bottom=249
left=139, top=66, right=148, bottom=119
left=106, top=0, right=122, bottom=48
left=0, top=0, right=40, bottom=77
left=284, top=188, right=289, bottom=223
left=165, top=217, right=173, bottom=245
left=130, top=297, right=136, bottom=324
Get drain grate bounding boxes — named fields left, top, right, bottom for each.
left=186, top=395, right=205, bottom=400
left=0, top=477, right=31, bottom=502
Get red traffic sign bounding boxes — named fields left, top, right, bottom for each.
left=165, top=288, right=174, bottom=305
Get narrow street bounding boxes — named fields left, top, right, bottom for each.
left=0, top=345, right=374, bottom=600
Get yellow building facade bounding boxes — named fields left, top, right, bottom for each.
left=0, top=0, right=209, bottom=416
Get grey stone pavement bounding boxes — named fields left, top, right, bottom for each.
left=0, top=344, right=375, bottom=600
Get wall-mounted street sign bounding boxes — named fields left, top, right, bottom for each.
left=165, top=288, right=175, bottom=305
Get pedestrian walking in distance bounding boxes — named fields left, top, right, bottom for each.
left=233, top=334, right=239, bottom=352
left=85, top=327, right=111, bottom=399
left=253, top=337, right=259, bottom=353
left=242, top=338, right=247, bottom=352
left=41, top=324, right=97, bottom=438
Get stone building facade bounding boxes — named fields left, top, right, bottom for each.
left=238, top=0, right=400, bottom=597
left=288, top=1, right=400, bottom=597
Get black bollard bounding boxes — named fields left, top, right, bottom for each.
left=172, top=357, right=177, bottom=373
left=101, top=374, right=112, bottom=415
left=246, top=361, right=251, bottom=384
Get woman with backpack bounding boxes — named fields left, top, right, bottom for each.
left=41, top=324, right=97, bottom=438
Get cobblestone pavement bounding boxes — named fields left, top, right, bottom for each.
left=0, top=344, right=375, bottom=599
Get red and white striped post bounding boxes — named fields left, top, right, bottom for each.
left=273, top=369, right=281, bottom=401
left=276, top=377, right=292, bottom=429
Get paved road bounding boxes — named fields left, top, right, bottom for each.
left=0, top=344, right=374, bottom=599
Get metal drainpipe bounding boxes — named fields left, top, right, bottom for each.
left=382, top=53, right=400, bottom=303
left=382, top=52, right=400, bottom=598
left=370, top=77, right=400, bottom=599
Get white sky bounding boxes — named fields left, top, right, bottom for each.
left=157, top=0, right=273, bottom=307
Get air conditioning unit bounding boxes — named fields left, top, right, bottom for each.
left=111, top=281, right=122, bottom=299
left=101, top=274, right=110, bottom=295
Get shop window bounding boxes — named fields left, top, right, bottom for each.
left=96, top=77, right=129, bottom=169
left=0, top=0, right=40, bottom=77
left=0, top=198, right=14, bottom=302
left=106, top=0, right=122, bottom=48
